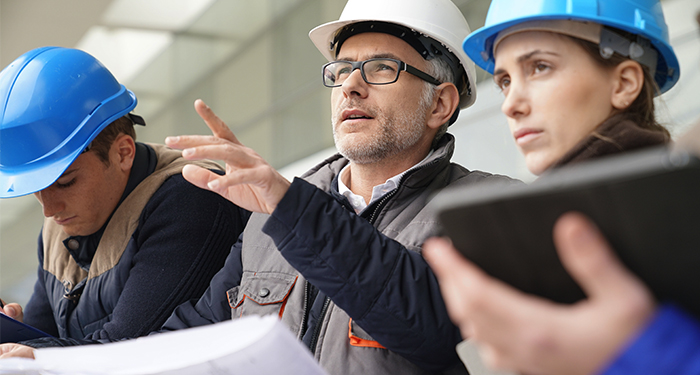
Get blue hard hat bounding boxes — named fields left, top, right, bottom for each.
left=462, top=0, right=680, bottom=93
left=0, top=47, right=138, bottom=198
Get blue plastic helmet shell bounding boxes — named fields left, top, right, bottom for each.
left=462, top=0, right=680, bottom=93
left=0, top=47, right=137, bottom=198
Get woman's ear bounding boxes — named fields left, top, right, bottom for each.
left=427, top=83, right=460, bottom=130
left=611, top=60, right=644, bottom=110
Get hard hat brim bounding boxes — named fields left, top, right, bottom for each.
left=0, top=89, right=137, bottom=198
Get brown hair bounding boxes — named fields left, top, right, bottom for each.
left=89, top=116, right=137, bottom=166
left=567, top=34, right=670, bottom=138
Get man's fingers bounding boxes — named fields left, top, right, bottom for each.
left=0, top=344, right=35, bottom=359
left=180, top=143, right=256, bottom=167
left=182, top=163, right=264, bottom=195
left=553, top=212, right=647, bottom=302
left=194, top=99, right=240, bottom=144
left=181, top=164, right=222, bottom=192
left=165, top=134, right=229, bottom=150
left=164, top=100, right=241, bottom=150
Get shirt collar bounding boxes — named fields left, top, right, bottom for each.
left=338, top=150, right=434, bottom=214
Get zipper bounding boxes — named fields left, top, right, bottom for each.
left=365, top=158, right=440, bottom=225
left=367, top=189, right=398, bottom=224
left=299, top=282, right=312, bottom=339
left=308, top=296, right=331, bottom=354
left=304, top=155, right=442, bottom=352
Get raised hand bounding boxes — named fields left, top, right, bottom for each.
left=165, top=99, right=291, bottom=214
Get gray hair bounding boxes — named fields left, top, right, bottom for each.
left=421, top=56, right=456, bottom=149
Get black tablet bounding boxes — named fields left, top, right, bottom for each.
left=434, top=146, right=700, bottom=317
left=1, top=313, right=52, bottom=343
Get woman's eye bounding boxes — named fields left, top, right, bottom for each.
left=534, top=62, right=550, bottom=73
left=496, top=76, right=510, bottom=91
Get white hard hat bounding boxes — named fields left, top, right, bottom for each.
left=309, top=0, right=477, bottom=110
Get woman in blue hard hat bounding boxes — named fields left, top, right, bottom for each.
left=0, top=47, right=249, bottom=356
left=465, top=0, right=679, bottom=176
left=424, top=0, right=699, bottom=374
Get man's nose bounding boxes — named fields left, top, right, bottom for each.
left=34, top=188, right=64, bottom=218
left=340, top=68, right=369, bottom=99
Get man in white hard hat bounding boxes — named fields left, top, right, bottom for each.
left=0, top=0, right=514, bottom=372
left=159, top=0, right=516, bottom=374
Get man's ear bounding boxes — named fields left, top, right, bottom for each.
left=611, top=60, right=644, bottom=110
left=427, top=83, right=460, bottom=130
left=113, top=134, right=136, bottom=172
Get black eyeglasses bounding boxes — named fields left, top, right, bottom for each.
left=322, top=58, right=442, bottom=87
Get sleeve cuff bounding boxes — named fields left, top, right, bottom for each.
left=262, top=178, right=318, bottom=241
left=600, top=304, right=700, bottom=375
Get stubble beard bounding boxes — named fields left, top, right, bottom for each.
left=331, top=88, right=434, bottom=165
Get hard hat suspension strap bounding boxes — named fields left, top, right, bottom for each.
left=599, top=28, right=658, bottom=76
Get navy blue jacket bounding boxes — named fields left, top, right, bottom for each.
left=22, top=143, right=250, bottom=345
left=162, top=134, right=517, bottom=373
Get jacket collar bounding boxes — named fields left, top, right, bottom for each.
left=549, top=115, right=670, bottom=170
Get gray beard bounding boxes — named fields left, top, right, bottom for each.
left=332, top=97, right=431, bottom=165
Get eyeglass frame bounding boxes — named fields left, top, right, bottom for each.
left=322, top=58, right=442, bottom=88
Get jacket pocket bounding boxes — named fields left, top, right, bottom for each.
left=348, top=318, right=386, bottom=349
left=230, top=271, right=298, bottom=319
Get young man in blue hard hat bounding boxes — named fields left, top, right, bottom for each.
left=0, top=47, right=249, bottom=353
left=154, top=1, right=517, bottom=374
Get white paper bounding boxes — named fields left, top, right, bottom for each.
left=0, top=315, right=328, bottom=375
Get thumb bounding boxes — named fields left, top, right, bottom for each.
left=181, top=164, right=222, bottom=192
left=4, top=305, right=16, bottom=316
left=3, top=303, right=24, bottom=321
left=553, top=212, right=645, bottom=302
left=423, top=237, right=475, bottom=278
